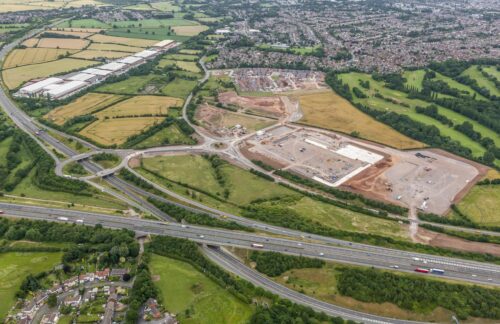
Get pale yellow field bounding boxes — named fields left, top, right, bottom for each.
left=0, top=0, right=101, bottom=12
left=0, top=4, right=48, bottom=12
left=79, top=117, right=165, bottom=146
left=87, top=43, right=144, bottom=53
left=71, top=50, right=130, bottom=60
left=95, top=95, right=183, bottom=119
left=172, top=25, right=208, bottom=36
left=21, top=38, right=39, bottom=47
left=37, top=38, right=90, bottom=50
left=44, top=93, right=126, bottom=125
left=295, top=90, right=425, bottom=149
left=89, top=34, right=156, bottom=48
left=44, top=30, right=94, bottom=38
left=2, top=58, right=98, bottom=89
left=3, top=48, right=78, bottom=69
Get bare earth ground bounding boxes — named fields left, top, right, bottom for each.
left=218, top=91, right=285, bottom=118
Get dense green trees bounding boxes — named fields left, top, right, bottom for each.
left=126, top=263, right=158, bottom=324
left=336, top=267, right=500, bottom=319
left=250, top=251, right=324, bottom=277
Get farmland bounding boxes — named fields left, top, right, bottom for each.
left=150, top=254, right=253, bottom=324
left=162, top=78, right=198, bottom=99
left=44, top=93, right=126, bottom=125
left=88, top=34, right=156, bottom=47
left=2, top=58, right=97, bottom=89
left=0, top=0, right=102, bottom=13
left=79, top=116, right=165, bottom=146
left=70, top=49, right=130, bottom=60
left=96, top=75, right=158, bottom=95
left=172, top=25, right=209, bottom=36
left=87, top=43, right=144, bottom=53
left=158, top=59, right=201, bottom=73
left=455, top=185, right=500, bottom=227
left=133, top=123, right=195, bottom=148
left=295, top=89, right=425, bottom=149
left=56, top=18, right=110, bottom=29
left=34, top=38, right=90, bottom=50
left=136, top=154, right=409, bottom=240
left=0, top=252, right=63, bottom=321
left=3, top=48, right=78, bottom=69
left=94, top=95, right=183, bottom=118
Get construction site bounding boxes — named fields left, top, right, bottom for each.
left=242, top=125, right=480, bottom=215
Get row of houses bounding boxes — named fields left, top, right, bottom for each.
left=15, top=39, right=176, bottom=100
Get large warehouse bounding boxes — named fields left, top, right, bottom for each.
left=15, top=39, right=177, bottom=100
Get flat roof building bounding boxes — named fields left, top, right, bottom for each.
left=42, top=81, right=88, bottom=99
left=19, top=77, right=63, bottom=95
left=99, top=62, right=127, bottom=72
left=134, top=50, right=158, bottom=59
left=82, top=68, right=113, bottom=76
left=117, top=56, right=144, bottom=65
left=67, top=73, right=98, bottom=82
left=153, top=40, right=174, bottom=48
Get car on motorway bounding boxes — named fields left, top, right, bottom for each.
left=415, top=268, right=430, bottom=273
left=251, top=243, right=264, bottom=248
left=430, top=268, right=445, bottom=275
left=76, top=219, right=84, bottom=223
left=390, top=265, right=399, bottom=269
left=57, top=217, right=69, bottom=221
left=319, top=252, right=324, bottom=256
left=199, top=235, right=205, bottom=238
left=0, top=210, right=4, bottom=214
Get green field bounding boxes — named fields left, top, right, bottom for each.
left=133, top=123, right=195, bottom=148
left=483, top=66, right=500, bottom=81
left=461, top=65, right=500, bottom=97
left=0, top=252, right=62, bottom=320
left=164, top=53, right=199, bottom=61
left=161, top=78, right=198, bottom=99
left=433, top=72, right=487, bottom=100
left=96, top=75, right=156, bottom=94
left=455, top=185, right=500, bottom=227
left=137, top=155, right=409, bottom=240
left=150, top=1, right=181, bottom=11
left=106, top=29, right=190, bottom=42
left=403, top=70, right=426, bottom=91
left=58, top=19, right=110, bottom=29
left=112, top=18, right=198, bottom=28
left=149, top=254, right=253, bottom=323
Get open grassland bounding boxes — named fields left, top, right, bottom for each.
left=165, top=53, right=198, bottom=61
left=461, top=65, right=500, bottom=97
left=95, top=95, right=183, bottom=118
left=138, top=155, right=409, bottom=239
left=172, top=25, right=209, bottom=36
left=96, top=75, right=156, bottom=95
left=112, top=18, right=198, bottom=28
left=150, top=254, right=253, bottom=324
left=455, top=185, right=500, bottom=227
left=158, top=59, right=201, bottom=73
left=150, top=1, right=181, bottom=11
left=44, top=93, right=126, bottom=125
left=0, top=252, right=62, bottom=320
left=70, top=49, right=130, bottom=60
left=3, top=48, right=78, bottom=69
left=296, top=90, right=424, bottom=149
left=162, top=78, right=198, bottom=99
left=134, top=123, right=194, bottom=148
left=483, top=66, right=500, bottom=81
left=403, top=70, right=426, bottom=91
left=87, top=42, right=144, bottom=53
left=20, top=38, right=39, bottom=47
left=57, top=18, right=110, bottom=29
left=339, top=72, right=492, bottom=157
left=2, top=58, right=97, bottom=89
left=36, top=38, right=90, bottom=50
left=433, top=72, right=487, bottom=100
left=88, top=34, right=156, bottom=47
left=80, top=117, right=165, bottom=146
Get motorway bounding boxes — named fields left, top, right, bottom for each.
left=1, top=27, right=499, bottom=324
left=2, top=202, right=499, bottom=288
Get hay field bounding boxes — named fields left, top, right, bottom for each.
left=89, top=34, right=156, bottom=47
left=71, top=49, right=130, bottom=59
left=37, top=38, right=90, bottom=49
left=95, top=95, right=183, bottom=118
left=87, top=42, right=144, bottom=53
left=2, top=58, right=97, bottom=89
left=44, top=93, right=126, bottom=125
left=296, top=90, right=425, bottom=149
left=172, top=25, right=209, bottom=36
left=3, top=48, right=78, bottom=69
left=79, top=117, right=165, bottom=146
left=21, top=38, right=39, bottom=47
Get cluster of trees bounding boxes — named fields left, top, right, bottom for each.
left=325, top=73, right=352, bottom=100
left=415, top=105, right=453, bottom=126
left=352, top=87, right=367, bottom=98
left=372, top=73, right=406, bottom=92
left=125, top=263, right=158, bottom=324
left=120, top=168, right=156, bottom=191
left=148, top=236, right=347, bottom=323
left=39, top=32, right=80, bottom=39
left=92, top=152, right=119, bottom=163
left=240, top=204, right=499, bottom=263
left=249, top=251, right=324, bottom=277
left=477, top=178, right=500, bottom=185
left=336, top=267, right=500, bottom=320
left=147, top=197, right=252, bottom=231
left=202, top=154, right=228, bottom=189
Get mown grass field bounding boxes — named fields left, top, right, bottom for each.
left=158, top=59, right=201, bottom=73
left=3, top=48, right=78, bottom=69
left=0, top=252, right=62, bottom=320
left=433, top=72, right=487, bottom=100
left=95, top=95, right=183, bottom=118
left=161, top=78, right=198, bottom=99
left=96, top=75, right=159, bottom=95
left=455, top=185, right=500, bottom=227
left=461, top=65, right=500, bottom=97
left=138, top=155, right=409, bottom=240
left=296, top=89, right=424, bottom=149
left=483, top=66, right=500, bottom=81
left=339, top=72, right=494, bottom=157
left=149, top=254, right=254, bottom=324
left=44, top=93, right=126, bottom=125
left=88, top=34, right=156, bottom=47
left=2, top=58, right=97, bottom=89
left=79, top=116, right=165, bottom=146
left=403, top=70, right=426, bottom=91
left=36, top=37, right=90, bottom=50
left=57, top=18, right=110, bottom=29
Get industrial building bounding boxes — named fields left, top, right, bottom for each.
left=15, top=39, right=178, bottom=100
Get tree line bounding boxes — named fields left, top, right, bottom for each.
left=249, top=251, right=324, bottom=277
